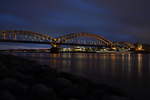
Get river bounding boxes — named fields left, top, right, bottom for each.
left=11, top=53, right=150, bottom=100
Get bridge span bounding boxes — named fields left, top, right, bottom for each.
left=0, top=30, right=113, bottom=52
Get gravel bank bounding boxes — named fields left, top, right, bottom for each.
left=0, top=54, right=131, bottom=100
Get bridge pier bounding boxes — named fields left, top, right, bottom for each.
left=50, top=47, right=60, bottom=53
left=50, top=41, right=61, bottom=53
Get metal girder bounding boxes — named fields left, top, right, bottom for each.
left=57, top=32, right=113, bottom=46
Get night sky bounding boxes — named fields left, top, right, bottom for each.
left=0, top=0, right=150, bottom=48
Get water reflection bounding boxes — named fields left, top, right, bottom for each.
left=137, top=54, right=143, bottom=77
left=127, top=54, right=131, bottom=73
left=9, top=53, right=148, bottom=79
left=12, top=53, right=148, bottom=80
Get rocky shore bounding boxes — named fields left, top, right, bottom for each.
left=0, top=54, right=131, bottom=100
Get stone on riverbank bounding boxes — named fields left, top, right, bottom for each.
left=0, top=54, right=131, bottom=100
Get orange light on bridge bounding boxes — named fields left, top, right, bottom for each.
left=112, top=47, right=117, bottom=50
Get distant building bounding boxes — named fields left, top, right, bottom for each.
left=135, top=43, right=144, bottom=51
left=113, top=42, right=135, bottom=49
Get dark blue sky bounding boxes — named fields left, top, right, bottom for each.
left=0, top=0, right=150, bottom=49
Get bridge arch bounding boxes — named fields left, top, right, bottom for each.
left=57, top=32, right=113, bottom=46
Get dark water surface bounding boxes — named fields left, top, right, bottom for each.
left=12, top=53, right=150, bottom=100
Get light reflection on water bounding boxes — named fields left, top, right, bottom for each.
left=12, top=53, right=149, bottom=79
left=137, top=54, right=142, bottom=77
left=11, top=52, right=150, bottom=100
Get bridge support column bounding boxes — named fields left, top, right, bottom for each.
left=50, top=43, right=61, bottom=53
left=50, top=38, right=61, bottom=53
left=50, top=47, right=60, bottom=53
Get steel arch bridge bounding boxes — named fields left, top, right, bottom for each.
left=0, top=30, right=113, bottom=47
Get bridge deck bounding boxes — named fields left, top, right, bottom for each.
left=0, top=39, right=107, bottom=47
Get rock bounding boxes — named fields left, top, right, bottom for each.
left=30, top=84, right=56, bottom=100
left=0, top=78, right=27, bottom=96
left=59, top=86, right=87, bottom=99
left=88, top=89, right=105, bottom=100
left=0, top=90, right=16, bottom=100
left=0, top=65, right=9, bottom=78
left=52, top=77, right=73, bottom=90
left=102, top=95, right=130, bottom=100
left=110, top=96, right=130, bottom=100
left=69, top=98, right=79, bottom=100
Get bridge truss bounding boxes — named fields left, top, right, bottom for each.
left=0, top=30, right=113, bottom=47
left=0, top=30, right=53, bottom=42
